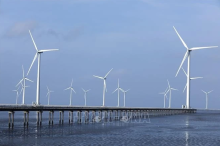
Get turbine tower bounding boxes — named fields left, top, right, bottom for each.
left=16, top=65, right=33, bottom=104
left=167, top=79, right=178, bottom=108
left=112, top=79, right=122, bottom=107
left=182, top=68, right=203, bottom=93
left=82, top=88, right=90, bottom=106
left=93, top=68, right=113, bottom=107
left=64, top=79, right=76, bottom=106
left=46, top=86, right=54, bottom=105
left=201, top=90, right=213, bottom=109
left=27, top=30, right=59, bottom=105
left=159, top=87, right=169, bottom=108
left=173, top=26, right=217, bottom=109
left=120, top=88, right=130, bottom=107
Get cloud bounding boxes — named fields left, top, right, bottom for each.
left=4, top=21, right=38, bottom=38
left=41, top=26, right=83, bottom=41
left=63, top=26, right=84, bottom=41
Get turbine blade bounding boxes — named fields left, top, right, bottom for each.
left=181, top=67, right=187, bottom=77
left=201, top=90, right=206, bottom=93
left=119, top=88, right=124, bottom=92
left=183, top=83, right=187, bottom=93
left=71, top=79, right=73, bottom=87
left=27, top=53, right=38, bottom=76
left=208, top=90, right=213, bottom=93
left=173, top=26, right=189, bottom=49
left=112, top=88, right=118, bottom=93
left=25, top=78, right=33, bottom=82
left=189, top=46, right=218, bottom=51
left=16, top=79, right=23, bottom=87
left=167, top=79, right=170, bottom=88
left=93, top=75, right=104, bottom=79
left=22, top=65, right=24, bottom=78
left=104, top=68, right=113, bottom=78
left=39, top=49, right=59, bottom=52
left=71, top=88, right=76, bottom=93
left=29, top=30, right=38, bottom=51
left=190, top=77, right=203, bottom=80
left=125, top=89, right=130, bottom=92
left=171, top=88, right=178, bottom=90
left=176, top=51, right=188, bottom=77
left=82, top=88, right=86, bottom=92
left=64, top=87, right=71, bottom=90
left=47, top=86, right=49, bottom=91
left=86, top=89, right=91, bottom=92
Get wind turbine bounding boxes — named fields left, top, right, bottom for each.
left=46, top=86, right=54, bottom=105
left=93, top=68, right=113, bottom=107
left=82, top=88, right=90, bottom=106
left=27, top=30, right=58, bottom=105
left=13, top=85, right=21, bottom=105
left=112, top=79, right=122, bottom=107
left=16, top=65, right=33, bottom=104
left=182, top=67, right=203, bottom=93
left=167, top=79, right=178, bottom=108
left=159, top=87, right=169, bottom=108
left=201, top=90, right=213, bottom=109
left=119, top=88, right=130, bottom=107
left=64, top=79, right=76, bottom=106
left=173, top=26, right=218, bottom=109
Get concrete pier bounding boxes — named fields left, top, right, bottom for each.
left=0, top=105, right=196, bottom=128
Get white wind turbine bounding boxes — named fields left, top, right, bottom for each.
left=173, top=26, right=218, bottom=109
left=27, top=30, right=58, bottom=105
left=201, top=90, right=213, bottom=109
left=16, top=65, right=33, bottom=104
left=112, top=79, right=122, bottom=107
left=167, top=79, right=178, bottom=108
left=119, top=88, right=130, bottom=107
left=93, top=68, right=113, bottom=107
left=182, top=67, right=203, bottom=93
left=64, top=79, right=76, bottom=106
left=46, top=86, right=54, bottom=105
left=13, top=85, right=21, bottom=105
left=159, top=87, right=169, bottom=108
left=82, top=88, right=90, bottom=106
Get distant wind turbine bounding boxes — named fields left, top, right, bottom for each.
left=120, top=88, right=130, bottom=107
left=46, top=86, right=54, bottom=105
left=93, top=68, right=113, bottom=107
left=201, top=90, right=213, bottom=109
left=182, top=67, right=203, bottom=93
left=167, top=79, right=178, bottom=108
left=64, top=79, right=76, bottom=106
left=173, top=26, right=218, bottom=109
left=82, top=88, right=90, bottom=106
left=12, top=85, right=21, bottom=105
left=159, top=87, right=169, bottom=108
left=112, top=79, right=122, bottom=107
left=27, top=30, right=59, bottom=105
left=16, top=65, right=33, bottom=104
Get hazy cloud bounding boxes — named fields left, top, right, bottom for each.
left=63, top=26, right=84, bottom=41
left=4, top=21, right=38, bottom=38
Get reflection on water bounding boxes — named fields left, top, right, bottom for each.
left=0, top=111, right=220, bottom=145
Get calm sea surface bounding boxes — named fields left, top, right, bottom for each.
left=0, top=110, right=219, bottom=146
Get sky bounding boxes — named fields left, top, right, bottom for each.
left=0, top=0, right=220, bottom=109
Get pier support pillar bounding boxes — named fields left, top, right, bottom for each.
left=8, top=111, right=14, bottom=128
left=69, top=111, right=73, bottom=124
left=59, top=111, right=64, bottom=124
left=49, top=111, right=54, bottom=125
left=23, top=111, right=29, bottom=127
